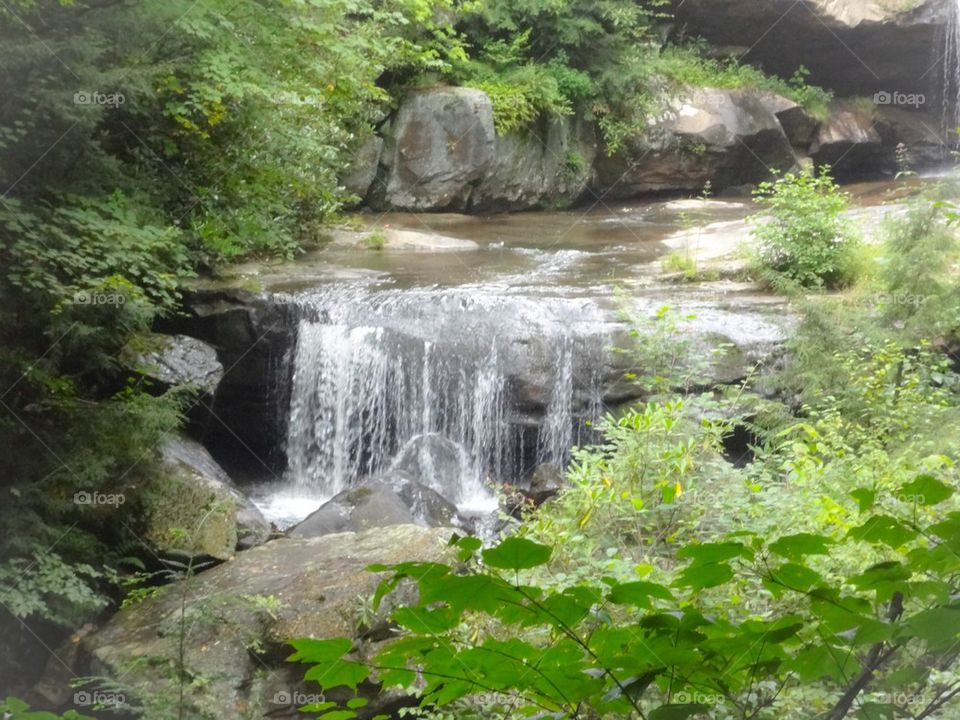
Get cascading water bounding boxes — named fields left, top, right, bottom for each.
left=279, top=283, right=613, bottom=520
left=944, top=0, right=960, bottom=140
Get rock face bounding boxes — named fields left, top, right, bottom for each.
left=595, top=88, right=800, bottom=197
left=810, top=101, right=885, bottom=178
left=341, top=135, right=383, bottom=202
left=121, top=333, right=223, bottom=394
left=289, top=473, right=464, bottom=538
left=139, top=435, right=271, bottom=559
left=470, top=115, right=597, bottom=211
left=160, top=288, right=297, bottom=476
left=373, top=87, right=597, bottom=212
left=56, top=526, right=453, bottom=720
left=379, top=86, right=496, bottom=211
left=674, top=0, right=945, bottom=97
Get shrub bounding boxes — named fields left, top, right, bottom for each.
left=751, top=167, right=859, bottom=288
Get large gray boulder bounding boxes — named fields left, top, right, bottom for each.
left=810, top=101, right=885, bottom=177
left=595, top=88, right=800, bottom=197
left=674, top=0, right=945, bottom=97
left=45, top=526, right=454, bottom=720
left=288, top=473, right=464, bottom=538
left=137, top=435, right=271, bottom=560
left=379, top=86, right=496, bottom=211
left=388, top=433, right=467, bottom=502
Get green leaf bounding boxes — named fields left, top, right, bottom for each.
left=304, top=660, right=370, bottom=691
left=287, top=637, right=352, bottom=664
left=898, top=475, right=954, bottom=506
left=676, top=542, right=752, bottom=565
left=607, top=580, right=674, bottom=608
left=850, top=488, right=876, bottom=512
left=848, top=516, right=917, bottom=548
left=649, top=703, right=711, bottom=719
left=768, top=533, right=833, bottom=561
left=674, top=562, right=734, bottom=590
left=482, top=537, right=552, bottom=570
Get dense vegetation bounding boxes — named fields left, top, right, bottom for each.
left=1, top=0, right=956, bottom=719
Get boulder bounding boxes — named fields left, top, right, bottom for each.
left=49, top=526, right=454, bottom=720
left=388, top=433, right=467, bottom=502
left=673, top=0, right=946, bottom=97
left=379, top=86, right=496, bottom=211
left=595, top=88, right=800, bottom=197
left=875, top=107, right=950, bottom=170
left=341, top=135, right=384, bottom=202
left=528, top=463, right=565, bottom=505
left=810, top=101, right=885, bottom=178
left=288, top=473, right=464, bottom=538
left=138, top=435, right=271, bottom=560
left=121, top=333, right=223, bottom=395
left=470, top=115, right=597, bottom=212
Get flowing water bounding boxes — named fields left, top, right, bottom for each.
left=246, top=180, right=929, bottom=527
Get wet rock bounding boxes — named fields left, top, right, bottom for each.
left=121, top=333, right=223, bottom=394
left=388, top=433, right=467, bottom=501
left=595, top=88, right=799, bottom=197
left=288, top=473, right=464, bottom=538
left=61, top=525, right=454, bottom=720
left=380, top=86, right=496, bottom=211
left=138, top=435, right=271, bottom=559
left=528, top=463, right=565, bottom=505
left=674, top=0, right=945, bottom=97
left=329, top=227, right=479, bottom=252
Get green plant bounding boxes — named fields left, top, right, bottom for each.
left=661, top=250, right=698, bottom=280
left=290, top=468, right=960, bottom=720
left=364, top=229, right=388, bottom=250
left=0, top=697, right=93, bottom=719
left=751, top=167, right=859, bottom=288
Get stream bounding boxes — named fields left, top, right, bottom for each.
left=238, top=177, right=933, bottom=528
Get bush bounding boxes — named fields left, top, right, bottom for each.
left=751, top=167, right=859, bottom=288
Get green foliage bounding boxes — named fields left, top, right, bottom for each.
left=291, top=464, right=960, bottom=719
left=650, top=51, right=831, bottom=119
left=0, top=551, right=107, bottom=627
left=751, top=167, right=859, bottom=288
left=364, top=229, right=388, bottom=250
left=0, top=697, right=93, bottom=720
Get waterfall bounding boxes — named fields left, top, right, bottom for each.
left=944, top=0, right=960, bottom=141
left=281, top=284, right=610, bottom=509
